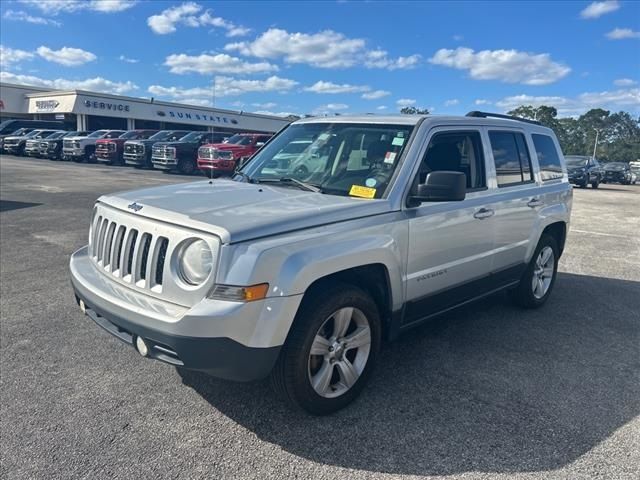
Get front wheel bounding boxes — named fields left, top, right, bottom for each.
left=178, top=158, right=196, bottom=175
left=591, top=178, right=600, bottom=188
left=271, top=283, right=381, bottom=415
left=509, top=234, right=559, bottom=309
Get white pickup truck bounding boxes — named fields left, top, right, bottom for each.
left=62, top=129, right=125, bottom=162
left=70, top=112, right=572, bottom=414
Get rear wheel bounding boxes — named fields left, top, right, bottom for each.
left=271, top=283, right=381, bottom=415
left=510, top=234, right=559, bottom=309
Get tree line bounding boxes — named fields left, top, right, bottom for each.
left=400, top=105, right=640, bottom=163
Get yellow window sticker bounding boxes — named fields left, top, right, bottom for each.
left=349, top=185, right=377, bottom=199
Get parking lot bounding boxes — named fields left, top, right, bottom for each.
left=1, top=155, right=638, bottom=479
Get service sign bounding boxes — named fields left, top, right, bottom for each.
left=35, top=99, right=60, bottom=112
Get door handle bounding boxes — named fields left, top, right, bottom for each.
left=473, top=208, right=495, bottom=220
left=527, top=198, right=544, bottom=208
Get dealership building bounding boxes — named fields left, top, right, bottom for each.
left=0, top=82, right=293, bottom=134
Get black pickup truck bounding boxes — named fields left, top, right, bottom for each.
left=151, top=131, right=225, bottom=174
left=123, top=130, right=190, bottom=168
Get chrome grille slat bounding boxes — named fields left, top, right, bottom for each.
left=102, top=222, right=116, bottom=270
left=134, top=233, right=152, bottom=286
left=121, top=229, right=138, bottom=280
left=110, top=225, right=126, bottom=276
left=96, top=219, right=108, bottom=263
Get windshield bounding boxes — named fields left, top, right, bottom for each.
left=8, top=128, right=29, bottom=136
left=604, top=162, right=626, bottom=169
left=119, top=131, right=142, bottom=140
left=24, top=130, right=43, bottom=138
left=226, top=134, right=253, bottom=145
left=179, top=131, right=205, bottom=142
left=87, top=130, right=108, bottom=138
left=149, top=130, right=189, bottom=141
left=565, top=156, right=589, bottom=166
left=241, top=122, right=415, bottom=199
left=45, top=131, right=66, bottom=139
left=65, top=131, right=83, bottom=137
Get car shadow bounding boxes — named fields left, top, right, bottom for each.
left=0, top=199, right=43, bottom=212
left=177, top=272, right=639, bottom=476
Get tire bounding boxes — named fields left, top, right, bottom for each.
left=591, top=178, right=600, bottom=188
left=579, top=178, right=588, bottom=188
left=85, top=146, right=95, bottom=163
left=509, top=234, right=559, bottom=309
left=294, top=165, right=309, bottom=176
left=270, top=283, right=381, bottom=415
left=178, top=158, right=196, bottom=175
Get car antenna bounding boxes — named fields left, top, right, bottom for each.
left=208, top=131, right=215, bottom=185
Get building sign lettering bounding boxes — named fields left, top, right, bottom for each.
left=35, top=100, right=60, bottom=112
left=156, top=109, right=238, bottom=125
left=84, top=100, right=130, bottom=112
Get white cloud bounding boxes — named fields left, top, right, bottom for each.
left=252, top=110, right=298, bottom=117
left=453, top=35, right=464, bottom=41
left=36, top=46, right=96, bottom=66
left=164, top=53, right=277, bottom=75
left=396, top=98, right=416, bottom=107
left=149, top=75, right=298, bottom=101
left=0, top=71, right=138, bottom=94
left=305, top=81, right=370, bottom=94
left=614, top=78, right=637, bottom=86
left=362, top=90, right=391, bottom=100
left=363, top=50, right=422, bottom=70
left=429, top=47, right=570, bottom=85
left=3, top=10, right=62, bottom=27
left=18, top=0, right=136, bottom=14
left=444, top=98, right=460, bottom=106
left=225, top=28, right=420, bottom=70
left=580, top=1, right=620, bottom=19
left=606, top=28, right=640, bottom=39
left=376, top=105, right=387, bottom=110
left=252, top=102, right=277, bottom=108
left=312, top=103, right=349, bottom=115
left=119, top=55, right=139, bottom=64
left=147, top=2, right=249, bottom=37
left=474, top=99, right=491, bottom=105
left=0, top=45, right=35, bottom=67
left=495, top=88, right=640, bottom=115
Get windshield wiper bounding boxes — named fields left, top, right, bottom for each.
left=258, top=177, right=322, bottom=193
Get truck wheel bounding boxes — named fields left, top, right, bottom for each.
left=85, top=146, right=95, bottom=163
left=579, top=178, right=588, bottom=188
left=178, top=158, right=196, bottom=175
left=509, top=234, right=559, bottom=309
left=591, top=178, right=600, bottom=188
left=270, top=283, right=381, bottom=415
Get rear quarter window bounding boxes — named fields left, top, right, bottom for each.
left=532, top=134, right=564, bottom=181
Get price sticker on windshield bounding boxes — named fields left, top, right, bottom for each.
left=349, top=185, right=377, bottom=199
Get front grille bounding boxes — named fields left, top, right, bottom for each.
left=152, top=145, right=175, bottom=160
left=96, top=142, right=116, bottom=153
left=90, top=215, right=169, bottom=290
left=63, top=139, right=73, bottom=148
left=125, top=143, right=144, bottom=154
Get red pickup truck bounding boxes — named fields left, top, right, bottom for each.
left=197, top=133, right=272, bottom=176
left=95, top=130, right=158, bottom=165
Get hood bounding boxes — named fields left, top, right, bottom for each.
left=604, top=165, right=625, bottom=171
left=127, top=139, right=156, bottom=146
left=99, top=179, right=390, bottom=244
left=153, top=141, right=190, bottom=148
left=566, top=165, right=586, bottom=172
left=96, top=138, right=123, bottom=144
left=65, top=136, right=90, bottom=141
left=205, top=143, right=250, bottom=151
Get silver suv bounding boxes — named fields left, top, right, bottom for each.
left=70, top=112, right=572, bottom=414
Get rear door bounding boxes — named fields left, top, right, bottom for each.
left=485, top=129, right=540, bottom=273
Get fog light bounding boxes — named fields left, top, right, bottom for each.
left=79, top=299, right=86, bottom=314
left=135, top=336, right=149, bottom=357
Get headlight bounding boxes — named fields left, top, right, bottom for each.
left=178, top=239, right=213, bottom=285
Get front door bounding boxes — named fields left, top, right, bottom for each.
left=404, top=128, right=497, bottom=325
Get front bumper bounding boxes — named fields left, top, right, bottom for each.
left=124, top=153, right=146, bottom=165
left=25, top=148, right=41, bottom=157
left=197, top=158, right=236, bottom=173
left=63, top=148, right=84, bottom=158
left=96, top=151, right=118, bottom=162
left=70, top=246, right=301, bottom=381
left=151, top=158, right=177, bottom=170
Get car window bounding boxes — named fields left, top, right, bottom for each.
left=489, top=131, right=534, bottom=187
left=419, top=131, right=486, bottom=191
left=532, top=134, right=564, bottom=181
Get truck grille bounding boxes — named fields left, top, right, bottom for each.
left=96, top=142, right=116, bottom=153
left=125, top=143, right=144, bottom=154
left=152, top=145, right=175, bottom=160
left=198, top=147, right=232, bottom=160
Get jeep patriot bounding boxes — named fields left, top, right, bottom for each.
left=70, top=112, right=572, bottom=414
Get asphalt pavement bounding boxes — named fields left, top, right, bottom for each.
left=1, top=155, right=639, bottom=480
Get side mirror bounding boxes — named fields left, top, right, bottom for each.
left=255, top=142, right=265, bottom=148
left=409, top=171, right=466, bottom=205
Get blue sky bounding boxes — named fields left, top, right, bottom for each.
left=1, top=0, right=638, bottom=117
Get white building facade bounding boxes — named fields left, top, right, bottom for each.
left=0, top=82, right=292, bottom=134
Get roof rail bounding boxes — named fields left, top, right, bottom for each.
left=465, top=111, right=542, bottom=126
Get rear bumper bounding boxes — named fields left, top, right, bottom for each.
left=69, top=246, right=301, bottom=381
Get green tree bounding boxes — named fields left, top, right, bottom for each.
left=400, top=106, right=430, bottom=114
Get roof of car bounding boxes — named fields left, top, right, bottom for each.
left=293, top=114, right=555, bottom=133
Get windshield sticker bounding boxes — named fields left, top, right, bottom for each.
left=384, top=151, right=397, bottom=164
left=349, top=185, right=377, bottom=199
left=392, top=137, right=405, bottom=147
left=365, top=178, right=377, bottom=187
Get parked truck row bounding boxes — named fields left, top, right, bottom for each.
left=0, top=119, right=274, bottom=176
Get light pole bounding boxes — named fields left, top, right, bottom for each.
left=592, top=129, right=599, bottom=160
